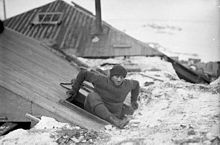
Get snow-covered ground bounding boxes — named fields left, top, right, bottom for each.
left=0, top=57, right=219, bottom=145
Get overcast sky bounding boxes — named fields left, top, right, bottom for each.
left=0, top=0, right=219, bottom=62
left=0, top=0, right=218, bottom=21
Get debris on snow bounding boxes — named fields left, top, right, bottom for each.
left=0, top=116, right=101, bottom=145
left=0, top=56, right=219, bottom=145
left=87, top=57, right=220, bottom=145
left=101, top=79, right=220, bottom=145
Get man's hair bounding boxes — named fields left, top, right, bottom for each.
left=110, top=65, right=127, bottom=78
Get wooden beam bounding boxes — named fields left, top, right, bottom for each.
left=113, top=44, right=131, bottom=48
left=25, top=113, right=40, bottom=123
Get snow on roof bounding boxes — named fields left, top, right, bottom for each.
left=0, top=56, right=219, bottom=145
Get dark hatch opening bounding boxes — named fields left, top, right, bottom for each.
left=59, top=82, right=110, bottom=126
left=60, top=82, right=134, bottom=120
left=60, top=82, right=91, bottom=109
left=66, top=92, right=86, bottom=109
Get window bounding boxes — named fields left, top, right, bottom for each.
left=32, top=12, right=63, bottom=25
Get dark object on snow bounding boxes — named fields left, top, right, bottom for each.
left=144, top=82, right=154, bottom=86
left=0, top=20, right=4, bottom=34
left=187, top=127, right=196, bottom=135
left=163, top=56, right=211, bottom=84
left=0, top=121, right=31, bottom=136
left=211, top=136, right=220, bottom=145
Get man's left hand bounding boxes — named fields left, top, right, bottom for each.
left=131, top=101, right=138, bottom=110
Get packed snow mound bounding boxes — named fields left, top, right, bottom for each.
left=104, top=81, right=220, bottom=145
left=210, top=76, right=220, bottom=86
left=0, top=56, right=219, bottom=145
left=78, top=56, right=176, bottom=73
left=34, top=116, right=71, bottom=130
left=0, top=116, right=100, bottom=145
left=80, top=56, right=220, bottom=145
left=0, top=128, right=56, bottom=145
left=78, top=56, right=179, bottom=82
left=209, top=77, right=220, bottom=94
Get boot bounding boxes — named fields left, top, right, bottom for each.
left=107, top=115, right=130, bottom=129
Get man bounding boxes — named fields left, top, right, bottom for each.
left=68, top=64, right=140, bottom=128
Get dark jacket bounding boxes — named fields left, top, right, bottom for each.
left=73, top=70, right=140, bottom=116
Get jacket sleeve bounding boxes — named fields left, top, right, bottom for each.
left=72, top=70, right=99, bottom=91
left=130, top=80, right=140, bottom=103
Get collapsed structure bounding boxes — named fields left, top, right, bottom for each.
left=0, top=28, right=108, bottom=130
left=0, top=0, right=212, bottom=134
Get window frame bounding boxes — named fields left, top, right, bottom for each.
left=32, top=12, right=63, bottom=25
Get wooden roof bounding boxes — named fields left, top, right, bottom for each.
left=4, top=0, right=162, bottom=58
left=0, top=28, right=107, bottom=129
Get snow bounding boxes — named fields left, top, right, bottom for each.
left=78, top=56, right=179, bottom=82
left=0, top=128, right=56, bottom=145
left=210, top=76, right=220, bottom=86
left=0, top=56, right=219, bottom=145
left=0, top=116, right=98, bottom=145
left=34, top=116, right=71, bottom=130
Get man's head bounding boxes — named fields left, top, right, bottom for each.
left=110, top=65, right=127, bottom=86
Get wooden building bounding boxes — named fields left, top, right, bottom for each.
left=3, top=0, right=162, bottom=58
left=0, top=28, right=108, bottom=130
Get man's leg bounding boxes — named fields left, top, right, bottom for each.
left=84, top=92, right=129, bottom=128
left=84, top=92, right=111, bottom=119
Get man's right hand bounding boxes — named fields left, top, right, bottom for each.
left=66, top=89, right=77, bottom=102
left=131, top=101, right=138, bottom=110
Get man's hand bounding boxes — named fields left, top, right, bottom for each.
left=131, top=101, right=138, bottom=110
left=71, top=79, right=76, bottom=86
left=66, top=89, right=77, bottom=102
left=66, top=90, right=76, bottom=97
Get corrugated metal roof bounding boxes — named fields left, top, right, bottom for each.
left=4, top=0, right=162, bottom=58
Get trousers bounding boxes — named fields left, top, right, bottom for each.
left=84, top=92, right=134, bottom=120
left=84, top=92, right=111, bottom=120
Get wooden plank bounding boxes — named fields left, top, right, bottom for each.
left=0, top=86, right=57, bottom=122
left=113, top=44, right=131, bottom=48
left=0, top=47, right=65, bottom=86
left=0, top=78, right=106, bottom=130
left=0, top=62, right=61, bottom=102
left=0, top=49, right=64, bottom=102
left=0, top=29, right=107, bottom=130
left=0, top=40, right=66, bottom=73
left=1, top=29, right=71, bottom=67
left=25, top=113, right=40, bottom=123
left=59, top=99, right=109, bottom=125
left=0, top=30, right=77, bottom=81
left=0, top=47, right=67, bottom=92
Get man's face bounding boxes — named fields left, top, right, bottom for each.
left=111, top=75, right=125, bottom=86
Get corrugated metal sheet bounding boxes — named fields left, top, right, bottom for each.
left=4, top=0, right=162, bottom=58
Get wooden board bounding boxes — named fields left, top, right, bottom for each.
left=0, top=28, right=107, bottom=130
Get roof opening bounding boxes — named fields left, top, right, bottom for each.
left=31, top=12, right=63, bottom=25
